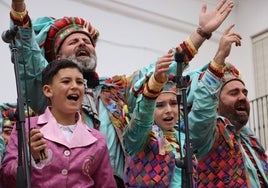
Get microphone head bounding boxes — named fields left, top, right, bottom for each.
left=1, top=26, right=18, bottom=43
left=1, top=31, right=11, bottom=43
left=174, top=51, right=185, bottom=63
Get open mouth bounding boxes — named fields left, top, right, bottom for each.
left=67, top=94, right=79, bottom=101
left=236, top=105, right=247, bottom=112
left=163, top=117, right=174, bottom=122
left=76, top=49, right=89, bottom=57
left=235, top=105, right=249, bottom=116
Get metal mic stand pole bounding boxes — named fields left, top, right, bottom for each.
left=7, top=28, right=31, bottom=188
left=174, top=51, right=193, bottom=188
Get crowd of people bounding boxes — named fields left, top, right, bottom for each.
left=0, top=0, right=267, bottom=187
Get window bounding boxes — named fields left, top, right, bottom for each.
left=250, top=31, right=268, bottom=150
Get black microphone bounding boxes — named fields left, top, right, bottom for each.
left=2, top=26, right=18, bottom=43
left=174, top=50, right=185, bottom=77
left=174, top=50, right=185, bottom=97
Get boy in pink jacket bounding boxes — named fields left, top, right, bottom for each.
left=0, top=59, right=116, bottom=188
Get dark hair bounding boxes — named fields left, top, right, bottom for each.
left=42, top=59, right=83, bottom=86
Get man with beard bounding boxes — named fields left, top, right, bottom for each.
left=187, top=24, right=268, bottom=187
left=7, top=0, right=234, bottom=187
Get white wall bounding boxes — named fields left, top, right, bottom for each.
left=0, top=0, right=266, bottom=103
left=233, top=0, right=268, bottom=99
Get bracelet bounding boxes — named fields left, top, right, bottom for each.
left=197, top=27, right=212, bottom=40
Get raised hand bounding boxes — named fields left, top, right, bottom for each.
left=199, top=0, right=234, bottom=34
left=214, top=24, right=242, bottom=66
left=154, top=49, right=174, bottom=83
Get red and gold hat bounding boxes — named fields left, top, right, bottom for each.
left=44, top=17, right=99, bottom=62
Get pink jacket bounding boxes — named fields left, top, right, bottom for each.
left=0, top=107, right=116, bottom=188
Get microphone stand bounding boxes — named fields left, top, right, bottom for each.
left=3, top=27, right=32, bottom=188
left=174, top=51, right=193, bottom=188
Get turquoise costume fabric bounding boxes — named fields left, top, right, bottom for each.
left=123, top=75, right=197, bottom=187
left=9, top=16, right=180, bottom=180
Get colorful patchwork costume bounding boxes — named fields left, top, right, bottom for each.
left=187, top=62, right=268, bottom=187
left=7, top=12, right=198, bottom=183
left=124, top=78, right=197, bottom=187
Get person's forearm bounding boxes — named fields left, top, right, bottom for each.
left=213, top=51, right=226, bottom=66
left=189, top=27, right=211, bottom=50
left=12, top=0, right=25, bottom=12
left=11, top=0, right=30, bottom=27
